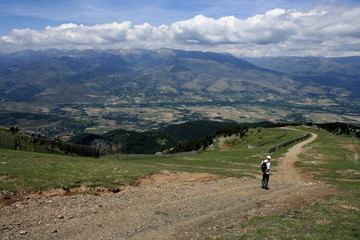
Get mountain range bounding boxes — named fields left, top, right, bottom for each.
left=2, top=48, right=359, bottom=103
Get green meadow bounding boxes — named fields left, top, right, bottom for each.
left=0, top=127, right=304, bottom=195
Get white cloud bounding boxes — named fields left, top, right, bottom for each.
left=1, top=5, right=360, bottom=57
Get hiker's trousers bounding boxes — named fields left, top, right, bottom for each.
left=262, top=173, right=269, bottom=188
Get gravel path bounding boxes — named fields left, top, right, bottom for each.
left=0, top=133, right=332, bottom=240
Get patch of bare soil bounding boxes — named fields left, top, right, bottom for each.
left=139, top=170, right=224, bottom=186
left=0, top=133, right=334, bottom=240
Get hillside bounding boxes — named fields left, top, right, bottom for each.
left=70, top=121, right=360, bottom=154
left=69, top=120, right=252, bottom=154
left=0, top=126, right=99, bottom=157
left=1, top=126, right=359, bottom=239
left=245, top=56, right=360, bottom=95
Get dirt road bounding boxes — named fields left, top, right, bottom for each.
left=1, top=133, right=331, bottom=240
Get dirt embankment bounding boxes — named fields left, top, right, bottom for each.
left=0, top=133, right=333, bottom=240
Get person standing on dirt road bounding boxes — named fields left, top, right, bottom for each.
left=260, top=155, right=271, bottom=189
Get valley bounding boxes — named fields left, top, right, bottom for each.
left=1, top=93, right=358, bottom=139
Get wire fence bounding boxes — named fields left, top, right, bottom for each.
left=268, top=133, right=311, bottom=153
left=248, top=129, right=288, bottom=148
left=116, top=150, right=202, bottom=160
left=0, top=132, right=100, bottom=158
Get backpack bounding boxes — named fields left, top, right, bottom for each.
left=261, top=161, right=268, bottom=172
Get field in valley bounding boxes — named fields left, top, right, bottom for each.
left=1, top=93, right=360, bottom=139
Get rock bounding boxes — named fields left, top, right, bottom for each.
left=19, top=230, right=27, bottom=235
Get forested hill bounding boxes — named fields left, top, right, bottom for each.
left=69, top=120, right=272, bottom=154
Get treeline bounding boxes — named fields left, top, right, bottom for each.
left=168, top=126, right=248, bottom=153
left=310, top=122, right=360, bottom=138
left=168, top=135, right=215, bottom=153
left=215, top=126, right=248, bottom=137
left=0, top=127, right=99, bottom=157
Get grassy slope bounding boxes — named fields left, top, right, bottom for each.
left=217, top=126, right=360, bottom=240
left=0, top=127, right=302, bottom=194
left=2, top=126, right=358, bottom=238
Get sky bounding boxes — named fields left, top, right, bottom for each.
left=1, top=0, right=360, bottom=57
